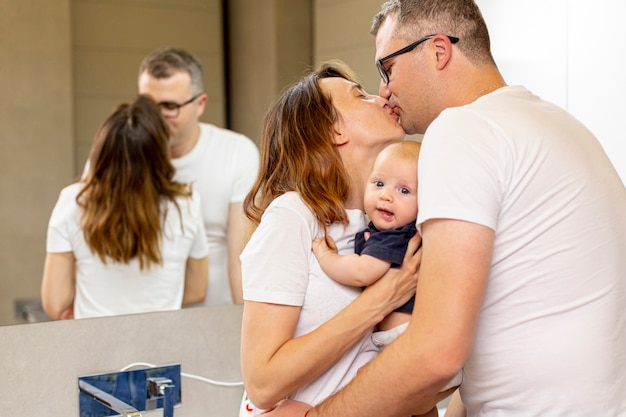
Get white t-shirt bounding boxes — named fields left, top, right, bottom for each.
left=418, top=85, right=626, bottom=416
left=241, top=192, right=378, bottom=406
left=46, top=183, right=208, bottom=319
left=171, top=123, right=259, bottom=305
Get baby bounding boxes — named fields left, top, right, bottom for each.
left=313, top=140, right=463, bottom=400
left=313, top=141, right=420, bottom=347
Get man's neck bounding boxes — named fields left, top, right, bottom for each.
left=170, top=124, right=200, bottom=159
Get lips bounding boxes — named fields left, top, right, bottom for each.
left=376, top=208, right=394, bottom=221
left=389, top=105, right=401, bottom=123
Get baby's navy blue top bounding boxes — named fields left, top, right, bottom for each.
left=354, top=221, right=417, bottom=313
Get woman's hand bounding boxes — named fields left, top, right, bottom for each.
left=361, top=233, right=421, bottom=314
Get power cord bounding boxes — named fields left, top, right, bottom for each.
left=120, top=362, right=244, bottom=387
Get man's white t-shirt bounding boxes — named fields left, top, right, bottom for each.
left=418, top=86, right=626, bottom=416
left=172, top=123, right=259, bottom=305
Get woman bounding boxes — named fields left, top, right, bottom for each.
left=41, top=95, right=208, bottom=319
left=240, top=62, right=420, bottom=413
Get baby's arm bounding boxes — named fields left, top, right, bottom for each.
left=312, top=236, right=391, bottom=287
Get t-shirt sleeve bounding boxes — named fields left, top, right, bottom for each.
left=417, top=108, right=505, bottom=232
left=230, top=135, right=260, bottom=203
left=241, top=198, right=313, bottom=306
left=46, top=186, right=77, bottom=253
left=187, top=190, right=209, bottom=259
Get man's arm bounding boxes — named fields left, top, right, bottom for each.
left=227, top=201, right=249, bottom=304
left=182, top=256, right=208, bottom=306
left=309, top=218, right=493, bottom=417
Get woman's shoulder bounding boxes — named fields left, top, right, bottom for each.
left=54, top=182, right=83, bottom=207
left=267, top=191, right=310, bottom=213
left=261, top=192, right=320, bottom=233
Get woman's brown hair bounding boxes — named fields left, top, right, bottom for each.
left=78, top=95, right=190, bottom=270
left=243, top=61, right=358, bottom=230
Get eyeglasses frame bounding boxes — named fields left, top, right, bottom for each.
left=157, top=92, right=204, bottom=117
left=376, top=34, right=459, bottom=84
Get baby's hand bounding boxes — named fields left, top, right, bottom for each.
left=312, top=235, right=338, bottom=259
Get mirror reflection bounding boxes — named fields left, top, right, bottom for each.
left=2, top=0, right=316, bottom=326
left=3, top=0, right=624, bottom=326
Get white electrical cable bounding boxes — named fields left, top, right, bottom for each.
left=120, top=362, right=244, bottom=387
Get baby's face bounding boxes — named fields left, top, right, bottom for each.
left=364, top=156, right=418, bottom=230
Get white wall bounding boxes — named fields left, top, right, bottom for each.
left=478, top=0, right=626, bottom=183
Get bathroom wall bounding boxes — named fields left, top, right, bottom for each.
left=314, top=0, right=383, bottom=95
left=0, top=305, right=244, bottom=416
left=0, top=0, right=74, bottom=326
left=226, top=0, right=313, bottom=143
left=72, top=0, right=226, bottom=171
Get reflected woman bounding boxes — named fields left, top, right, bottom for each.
left=41, top=95, right=208, bottom=319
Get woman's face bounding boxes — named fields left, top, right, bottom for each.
left=319, top=77, right=406, bottom=151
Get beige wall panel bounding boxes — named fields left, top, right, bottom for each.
left=0, top=0, right=74, bottom=325
left=72, top=1, right=221, bottom=53
left=314, top=0, right=381, bottom=52
left=73, top=49, right=146, bottom=97
left=228, top=0, right=312, bottom=143
left=314, top=0, right=382, bottom=90
left=316, top=44, right=380, bottom=92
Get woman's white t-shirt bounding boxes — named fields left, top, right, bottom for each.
left=46, top=183, right=208, bottom=318
left=241, top=192, right=377, bottom=406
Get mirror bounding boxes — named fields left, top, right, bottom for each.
left=3, top=0, right=624, bottom=326
left=1, top=0, right=315, bottom=326
left=1, top=0, right=233, bottom=326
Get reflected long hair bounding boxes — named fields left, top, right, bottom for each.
left=244, top=61, right=358, bottom=230
left=78, top=95, right=190, bottom=270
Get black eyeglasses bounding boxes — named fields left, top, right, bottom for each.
left=376, top=34, right=459, bottom=84
left=157, top=92, right=203, bottom=118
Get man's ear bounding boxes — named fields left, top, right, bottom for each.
left=196, top=92, right=208, bottom=117
left=432, top=35, right=453, bottom=70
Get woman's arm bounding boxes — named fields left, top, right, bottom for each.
left=41, top=252, right=76, bottom=320
left=241, top=233, right=421, bottom=409
left=312, top=237, right=391, bottom=286
left=182, top=256, right=208, bottom=306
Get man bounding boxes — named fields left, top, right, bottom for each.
left=139, top=47, right=259, bottom=305
left=262, top=0, right=626, bottom=416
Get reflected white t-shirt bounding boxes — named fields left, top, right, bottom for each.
left=46, top=183, right=208, bottom=318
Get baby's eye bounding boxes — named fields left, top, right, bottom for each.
left=374, top=181, right=384, bottom=187
left=400, top=187, right=410, bottom=195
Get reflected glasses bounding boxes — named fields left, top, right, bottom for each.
left=157, top=92, right=203, bottom=118
left=376, top=34, right=459, bottom=84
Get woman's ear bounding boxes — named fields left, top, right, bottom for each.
left=331, top=123, right=349, bottom=146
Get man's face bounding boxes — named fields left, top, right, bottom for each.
left=375, top=16, right=434, bottom=135
left=138, top=70, right=206, bottom=153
